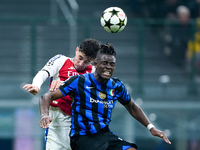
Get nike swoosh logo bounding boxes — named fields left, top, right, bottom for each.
left=86, top=86, right=95, bottom=89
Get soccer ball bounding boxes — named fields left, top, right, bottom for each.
left=100, top=7, right=127, bottom=33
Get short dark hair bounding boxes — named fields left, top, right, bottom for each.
left=79, top=38, right=101, bottom=59
left=97, top=43, right=116, bottom=58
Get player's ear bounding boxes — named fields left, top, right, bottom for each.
left=93, top=58, right=97, bottom=67
left=75, top=47, right=79, bottom=52
left=75, top=47, right=79, bottom=56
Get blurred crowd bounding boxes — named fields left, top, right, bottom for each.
left=130, top=0, right=200, bottom=19
left=131, top=0, right=200, bottom=77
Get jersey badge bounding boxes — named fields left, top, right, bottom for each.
left=99, top=91, right=106, bottom=100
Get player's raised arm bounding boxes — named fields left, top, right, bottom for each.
left=124, top=99, right=171, bottom=144
left=23, top=54, right=67, bottom=95
left=39, top=89, right=63, bottom=129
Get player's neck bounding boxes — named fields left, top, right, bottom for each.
left=93, top=72, right=109, bottom=85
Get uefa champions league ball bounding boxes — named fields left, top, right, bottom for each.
left=100, top=7, right=127, bottom=33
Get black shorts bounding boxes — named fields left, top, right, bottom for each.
left=70, top=131, right=137, bottom=150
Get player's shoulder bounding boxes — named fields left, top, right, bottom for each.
left=78, top=73, right=92, bottom=81
left=111, top=77, right=121, bottom=83
left=68, top=74, right=87, bottom=82
left=110, top=77, right=124, bottom=86
left=80, top=73, right=91, bottom=78
left=45, top=54, right=70, bottom=67
left=50, top=54, right=71, bottom=62
left=65, top=74, right=79, bottom=83
left=49, top=54, right=66, bottom=60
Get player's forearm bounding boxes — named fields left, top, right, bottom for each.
left=32, top=70, right=49, bottom=90
left=39, top=92, right=53, bottom=117
left=132, top=104, right=151, bottom=127
left=126, top=101, right=150, bottom=127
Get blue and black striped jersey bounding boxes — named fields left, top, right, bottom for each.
left=59, top=73, right=131, bottom=137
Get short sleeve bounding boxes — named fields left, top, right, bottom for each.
left=116, top=82, right=131, bottom=105
left=42, top=54, right=68, bottom=77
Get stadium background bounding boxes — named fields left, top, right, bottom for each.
left=0, top=0, right=200, bottom=150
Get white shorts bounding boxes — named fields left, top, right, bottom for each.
left=45, top=106, right=72, bottom=150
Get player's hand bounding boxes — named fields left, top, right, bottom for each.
left=40, top=116, right=52, bottom=129
left=150, top=127, right=171, bottom=144
left=50, top=80, right=63, bottom=92
left=23, top=84, right=39, bottom=95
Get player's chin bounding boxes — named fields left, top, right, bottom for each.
left=76, top=67, right=84, bottom=71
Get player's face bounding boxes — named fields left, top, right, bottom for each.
left=73, top=48, right=93, bottom=71
left=94, top=54, right=116, bottom=81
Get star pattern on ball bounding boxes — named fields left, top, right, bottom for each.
left=104, top=18, right=113, bottom=27
left=117, top=18, right=125, bottom=28
left=109, top=9, right=120, bottom=17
